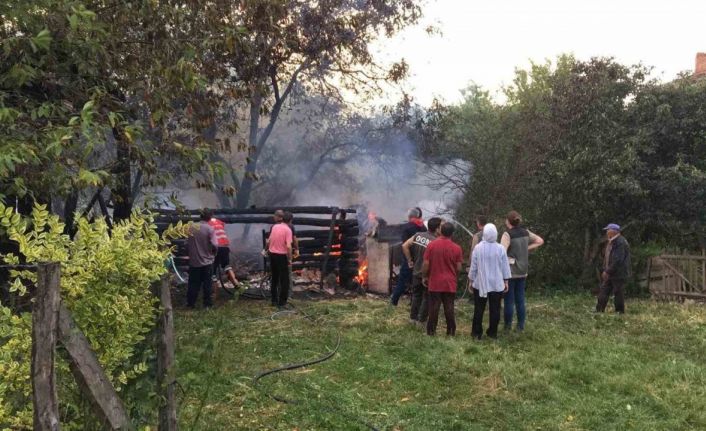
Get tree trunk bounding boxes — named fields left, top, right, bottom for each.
left=63, top=189, right=79, bottom=235
left=112, top=130, right=132, bottom=221
left=236, top=91, right=263, bottom=209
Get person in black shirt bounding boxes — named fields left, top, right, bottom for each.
left=391, top=207, right=427, bottom=305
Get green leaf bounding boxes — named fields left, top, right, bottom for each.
left=77, top=169, right=102, bottom=187
left=32, top=29, right=52, bottom=51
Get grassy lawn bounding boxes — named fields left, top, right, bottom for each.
left=174, top=292, right=706, bottom=430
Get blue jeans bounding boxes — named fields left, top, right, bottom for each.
left=504, top=277, right=527, bottom=330
left=391, top=258, right=412, bottom=305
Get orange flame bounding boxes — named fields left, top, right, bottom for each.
left=354, top=258, right=369, bottom=286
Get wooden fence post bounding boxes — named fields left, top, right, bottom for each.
left=156, top=275, right=178, bottom=431
left=58, top=304, right=133, bottom=430
left=32, top=262, right=61, bottom=431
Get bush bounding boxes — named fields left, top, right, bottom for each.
left=0, top=203, right=186, bottom=429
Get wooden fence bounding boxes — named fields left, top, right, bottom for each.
left=648, top=252, right=706, bottom=302
left=30, top=262, right=177, bottom=430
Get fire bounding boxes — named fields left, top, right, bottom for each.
left=354, top=258, right=369, bottom=286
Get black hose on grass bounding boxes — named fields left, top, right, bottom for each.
left=252, top=303, right=381, bottom=431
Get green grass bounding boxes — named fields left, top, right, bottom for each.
left=174, top=292, right=706, bottom=430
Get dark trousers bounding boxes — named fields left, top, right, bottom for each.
left=410, top=276, right=429, bottom=322
left=596, top=278, right=625, bottom=313
left=187, top=265, right=213, bottom=308
left=472, top=289, right=502, bottom=339
left=427, top=292, right=456, bottom=336
left=504, top=277, right=527, bottom=330
left=270, top=253, right=290, bottom=306
left=391, top=259, right=412, bottom=305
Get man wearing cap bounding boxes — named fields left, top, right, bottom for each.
left=596, top=223, right=631, bottom=314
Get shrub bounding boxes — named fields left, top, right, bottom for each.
left=0, top=203, right=186, bottom=429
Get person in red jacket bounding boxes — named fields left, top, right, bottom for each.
left=206, top=210, right=239, bottom=289
left=422, top=222, right=463, bottom=336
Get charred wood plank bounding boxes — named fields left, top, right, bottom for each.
left=292, top=262, right=339, bottom=270
left=155, top=217, right=358, bottom=228
left=32, top=262, right=60, bottom=431
left=320, top=210, right=338, bottom=287
left=297, top=238, right=341, bottom=248
left=267, top=229, right=331, bottom=239
left=155, top=206, right=357, bottom=215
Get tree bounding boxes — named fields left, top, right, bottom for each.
left=0, top=0, right=233, bottom=221
left=212, top=0, right=423, bottom=208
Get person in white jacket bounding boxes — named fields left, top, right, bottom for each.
left=469, top=223, right=511, bottom=339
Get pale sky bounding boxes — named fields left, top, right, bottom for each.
left=373, top=0, right=706, bottom=106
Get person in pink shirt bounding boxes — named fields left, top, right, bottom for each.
left=268, top=210, right=293, bottom=307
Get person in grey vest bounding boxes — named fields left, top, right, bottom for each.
left=500, top=210, right=544, bottom=331
left=596, top=223, right=631, bottom=314
left=402, top=217, right=443, bottom=325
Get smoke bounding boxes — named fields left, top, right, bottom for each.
left=144, top=97, right=468, bottom=242
left=259, top=105, right=468, bottom=224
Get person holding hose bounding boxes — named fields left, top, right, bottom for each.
left=391, top=207, right=426, bottom=306
left=206, top=210, right=240, bottom=290
left=402, top=216, right=443, bottom=324
left=186, top=209, right=219, bottom=309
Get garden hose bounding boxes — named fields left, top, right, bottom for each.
left=168, top=255, right=186, bottom=283
left=252, top=303, right=381, bottom=431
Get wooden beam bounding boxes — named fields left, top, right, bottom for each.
left=155, top=276, right=178, bottom=431
left=320, top=209, right=339, bottom=288
left=155, top=206, right=357, bottom=215
left=58, top=304, right=133, bottom=430
left=32, top=262, right=60, bottom=431
left=155, top=216, right=358, bottom=228
left=659, top=259, right=693, bottom=288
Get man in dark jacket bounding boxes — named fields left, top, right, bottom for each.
left=596, top=223, right=631, bottom=314
left=390, top=207, right=427, bottom=305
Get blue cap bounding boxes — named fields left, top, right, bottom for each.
left=603, top=223, right=621, bottom=231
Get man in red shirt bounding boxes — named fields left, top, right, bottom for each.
left=207, top=210, right=240, bottom=289
left=422, top=222, right=463, bottom=336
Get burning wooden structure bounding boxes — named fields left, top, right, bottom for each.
left=363, top=219, right=405, bottom=295
left=154, top=206, right=368, bottom=290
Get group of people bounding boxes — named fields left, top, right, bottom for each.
left=394, top=207, right=632, bottom=339
left=186, top=209, right=300, bottom=309
left=185, top=209, right=240, bottom=309
left=186, top=206, right=631, bottom=329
